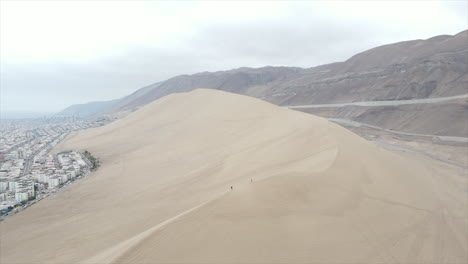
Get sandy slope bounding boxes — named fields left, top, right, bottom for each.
left=1, top=89, right=466, bottom=263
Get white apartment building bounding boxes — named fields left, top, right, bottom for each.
left=47, top=177, right=61, bottom=188
left=37, top=174, right=49, bottom=184
left=8, top=181, right=18, bottom=192
left=0, top=181, right=9, bottom=192
left=15, top=192, right=29, bottom=202
left=61, top=174, right=68, bottom=183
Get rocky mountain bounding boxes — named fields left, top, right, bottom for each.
left=60, top=30, right=468, bottom=137
left=264, top=30, right=468, bottom=105
left=106, top=66, right=304, bottom=113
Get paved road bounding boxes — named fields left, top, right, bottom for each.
left=3, top=138, right=34, bottom=154
left=328, top=118, right=468, bottom=143
left=21, top=135, right=62, bottom=176
left=285, top=94, right=468, bottom=109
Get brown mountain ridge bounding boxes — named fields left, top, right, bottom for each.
left=60, top=30, right=468, bottom=137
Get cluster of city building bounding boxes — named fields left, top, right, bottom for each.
left=0, top=117, right=105, bottom=216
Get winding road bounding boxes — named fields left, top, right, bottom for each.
left=328, top=118, right=468, bottom=143
left=281, top=94, right=468, bottom=143
left=284, top=94, right=468, bottom=109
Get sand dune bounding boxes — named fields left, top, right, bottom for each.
left=1, top=89, right=466, bottom=263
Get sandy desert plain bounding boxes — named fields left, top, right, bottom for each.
left=0, top=89, right=467, bottom=263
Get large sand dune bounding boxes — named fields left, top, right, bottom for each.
left=1, top=89, right=466, bottom=263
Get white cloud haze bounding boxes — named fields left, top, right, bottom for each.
left=1, top=0, right=467, bottom=117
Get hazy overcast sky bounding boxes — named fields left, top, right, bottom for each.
left=1, top=0, right=467, bottom=117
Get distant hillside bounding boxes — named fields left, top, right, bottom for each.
left=56, top=98, right=121, bottom=118
left=98, top=82, right=162, bottom=116
left=56, top=82, right=162, bottom=118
